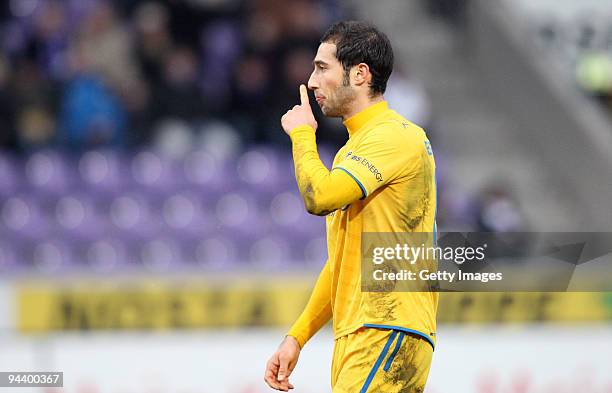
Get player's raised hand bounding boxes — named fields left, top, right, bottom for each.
left=264, top=336, right=301, bottom=391
left=281, top=84, right=318, bottom=135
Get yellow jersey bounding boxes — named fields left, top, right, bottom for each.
left=326, top=101, right=437, bottom=347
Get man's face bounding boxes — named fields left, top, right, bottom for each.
left=307, top=42, right=356, bottom=118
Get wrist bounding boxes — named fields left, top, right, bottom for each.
left=289, top=125, right=316, bottom=145
left=289, top=124, right=316, bottom=137
left=285, top=334, right=304, bottom=350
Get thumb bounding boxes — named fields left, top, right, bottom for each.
left=299, top=84, right=310, bottom=107
left=277, top=354, right=290, bottom=382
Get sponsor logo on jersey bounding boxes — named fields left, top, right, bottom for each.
left=347, top=154, right=383, bottom=182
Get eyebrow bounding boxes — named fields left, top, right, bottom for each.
left=313, top=60, right=329, bottom=67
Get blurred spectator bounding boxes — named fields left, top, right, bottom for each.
left=153, top=46, right=205, bottom=121
left=243, top=5, right=282, bottom=53
left=25, top=0, right=70, bottom=81
left=279, top=0, right=325, bottom=42
left=199, top=20, right=242, bottom=114
left=475, top=183, right=526, bottom=233
left=59, top=73, right=126, bottom=150
left=17, top=105, right=56, bottom=149
left=474, top=183, right=531, bottom=259
left=0, top=0, right=355, bottom=150
left=133, top=2, right=173, bottom=87
left=268, top=44, right=319, bottom=144
left=72, top=2, right=140, bottom=94
left=229, top=52, right=273, bottom=143
left=12, top=58, right=60, bottom=150
left=0, top=55, right=17, bottom=148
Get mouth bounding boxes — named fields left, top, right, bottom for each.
left=315, top=96, right=325, bottom=105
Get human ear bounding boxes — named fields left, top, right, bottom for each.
left=352, top=63, right=370, bottom=87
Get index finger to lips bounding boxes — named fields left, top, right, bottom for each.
left=299, top=84, right=309, bottom=106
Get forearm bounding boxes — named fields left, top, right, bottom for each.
left=290, top=126, right=362, bottom=215
left=287, top=260, right=333, bottom=348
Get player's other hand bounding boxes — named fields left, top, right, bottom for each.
left=264, top=335, right=301, bottom=391
left=281, top=84, right=318, bottom=136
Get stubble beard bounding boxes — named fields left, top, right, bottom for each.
left=321, top=79, right=356, bottom=118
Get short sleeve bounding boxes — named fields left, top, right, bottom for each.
left=333, top=126, right=418, bottom=199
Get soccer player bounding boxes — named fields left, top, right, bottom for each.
left=264, top=21, right=437, bottom=393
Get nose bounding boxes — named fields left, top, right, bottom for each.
left=307, top=70, right=318, bottom=90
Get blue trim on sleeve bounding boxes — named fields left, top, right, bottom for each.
left=363, top=324, right=435, bottom=350
left=360, top=330, right=398, bottom=393
left=334, top=166, right=367, bottom=200
left=383, top=331, right=405, bottom=372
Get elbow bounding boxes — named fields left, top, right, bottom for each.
left=305, top=202, right=328, bottom=216
left=304, top=192, right=334, bottom=216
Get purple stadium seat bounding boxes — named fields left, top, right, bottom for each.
left=236, top=147, right=294, bottom=191
left=131, top=150, right=184, bottom=196
left=0, top=234, right=18, bottom=272
left=78, top=149, right=128, bottom=197
left=0, top=142, right=339, bottom=273
left=215, top=191, right=269, bottom=235
left=182, top=149, right=234, bottom=191
left=29, top=238, right=74, bottom=273
left=108, top=193, right=163, bottom=242
left=138, top=237, right=181, bottom=271
left=83, top=237, right=128, bottom=272
left=0, top=151, right=22, bottom=197
left=267, top=191, right=325, bottom=235
left=0, top=233, right=35, bottom=273
left=265, top=224, right=327, bottom=265
left=268, top=191, right=304, bottom=227
left=54, top=194, right=109, bottom=241
left=296, top=212, right=326, bottom=236
left=301, top=235, right=328, bottom=265
left=24, top=150, right=77, bottom=196
left=193, top=234, right=240, bottom=269
left=161, top=192, right=215, bottom=240
left=248, top=234, right=292, bottom=268
left=1, top=195, right=53, bottom=241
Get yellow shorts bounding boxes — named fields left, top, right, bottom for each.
left=331, top=327, right=433, bottom=393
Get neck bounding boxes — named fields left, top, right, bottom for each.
left=342, top=94, right=385, bottom=121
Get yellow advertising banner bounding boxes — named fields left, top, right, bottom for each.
left=18, top=279, right=312, bottom=332
left=17, top=279, right=612, bottom=332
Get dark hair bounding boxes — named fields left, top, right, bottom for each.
left=321, top=21, right=394, bottom=96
